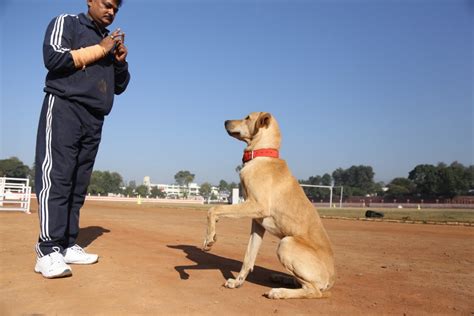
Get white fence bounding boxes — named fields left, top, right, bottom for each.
left=0, top=177, right=32, bottom=213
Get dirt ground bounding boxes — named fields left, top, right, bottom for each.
left=1, top=200, right=473, bottom=315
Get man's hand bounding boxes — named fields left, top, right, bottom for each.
left=99, top=28, right=124, bottom=54
left=114, top=40, right=128, bottom=63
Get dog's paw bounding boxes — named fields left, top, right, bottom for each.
left=224, top=278, right=243, bottom=289
left=264, top=288, right=285, bottom=299
left=202, top=234, right=217, bottom=251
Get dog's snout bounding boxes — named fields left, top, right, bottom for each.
left=225, top=120, right=231, bottom=129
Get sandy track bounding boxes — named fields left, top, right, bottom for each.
left=1, top=200, right=473, bottom=315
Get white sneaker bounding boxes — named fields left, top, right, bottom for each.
left=35, top=250, right=72, bottom=278
left=63, top=244, right=98, bottom=264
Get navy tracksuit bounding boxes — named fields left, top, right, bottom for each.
left=35, top=13, right=130, bottom=257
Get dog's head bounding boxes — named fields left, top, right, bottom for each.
left=224, top=112, right=281, bottom=149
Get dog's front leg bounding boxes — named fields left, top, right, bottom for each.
left=225, top=219, right=265, bottom=289
left=202, top=207, right=218, bottom=251
left=202, top=200, right=266, bottom=251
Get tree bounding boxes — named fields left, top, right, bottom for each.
left=199, top=182, right=213, bottom=200
left=87, top=170, right=123, bottom=195
left=235, top=164, right=243, bottom=174
left=408, top=164, right=440, bottom=198
left=299, top=173, right=335, bottom=202
left=0, top=157, right=30, bottom=178
left=218, top=180, right=229, bottom=192
left=321, top=173, right=332, bottom=186
left=29, top=163, right=36, bottom=191
left=406, top=162, right=472, bottom=199
left=88, top=171, right=106, bottom=195
left=122, top=185, right=135, bottom=197
left=468, top=166, right=474, bottom=192
left=332, top=165, right=376, bottom=197
left=385, top=177, right=415, bottom=199
left=437, top=162, right=470, bottom=198
left=108, top=172, right=123, bottom=194
left=128, top=180, right=137, bottom=189
left=150, top=186, right=166, bottom=198
left=174, top=170, right=195, bottom=198
left=135, top=185, right=148, bottom=197
left=174, top=170, right=195, bottom=186
left=229, top=182, right=239, bottom=189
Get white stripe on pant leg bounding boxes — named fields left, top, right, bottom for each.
left=39, top=94, right=54, bottom=241
left=40, top=95, right=54, bottom=240
left=35, top=243, right=44, bottom=257
left=43, top=95, right=55, bottom=240
left=44, top=95, right=55, bottom=240
left=38, top=102, right=50, bottom=240
left=38, top=95, right=51, bottom=240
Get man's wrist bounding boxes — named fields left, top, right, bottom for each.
left=70, top=44, right=107, bottom=69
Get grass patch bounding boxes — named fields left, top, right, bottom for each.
left=87, top=200, right=473, bottom=224
left=318, top=207, right=474, bottom=223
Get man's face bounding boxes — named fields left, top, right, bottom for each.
left=87, top=0, right=119, bottom=28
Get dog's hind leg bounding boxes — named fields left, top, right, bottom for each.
left=225, top=220, right=265, bottom=288
left=265, top=236, right=332, bottom=299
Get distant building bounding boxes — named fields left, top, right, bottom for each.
left=143, top=176, right=198, bottom=198
left=143, top=176, right=224, bottom=200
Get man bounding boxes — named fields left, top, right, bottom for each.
left=34, top=0, right=130, bottom=278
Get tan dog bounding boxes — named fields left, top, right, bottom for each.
left=203, top=112, right=335, bottom=299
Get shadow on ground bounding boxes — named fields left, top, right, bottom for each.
left=168, top=244, right=297, bottom=289
left=77, top=226, right=111, bottom=247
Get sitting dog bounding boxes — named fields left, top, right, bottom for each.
left=203, top=112, right=335, bottom=299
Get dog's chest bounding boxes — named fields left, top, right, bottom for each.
left=258, top=217, right=283, bottom=237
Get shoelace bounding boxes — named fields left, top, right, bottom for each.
left=69, top=244, right=85, bottom=254
left=50, top=247, right=65, bottom=264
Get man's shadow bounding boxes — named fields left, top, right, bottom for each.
left=168, top=244, right=297, bottom=288
left=76, top=226, right=110, bottom=248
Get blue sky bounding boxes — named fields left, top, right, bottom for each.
left=1, top=0, right=472, bottom=186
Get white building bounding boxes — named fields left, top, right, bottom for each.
left=143, top=176, right=202, bottom=199
left=143, top=176, right=226, bottom=201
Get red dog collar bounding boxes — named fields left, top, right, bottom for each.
left=242, top=148, right=279, bottom=163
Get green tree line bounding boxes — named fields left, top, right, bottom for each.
left=300, top=162, right=473, bottom=201
left=1, top=157, right=472, bottom=199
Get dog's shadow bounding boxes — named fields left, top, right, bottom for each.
left=168, top=244, right=296, bottom=288
left=76, top=226, right=110, bottom=248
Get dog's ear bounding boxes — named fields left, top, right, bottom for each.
left=255, top=112, right=272, bottom=131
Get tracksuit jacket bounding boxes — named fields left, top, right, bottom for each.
left=35, top=12, right=130, bottom=257
left=44, top=13, right=130, bottom=115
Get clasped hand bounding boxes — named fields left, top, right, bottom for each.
left=99, top=28, right=128, bottom=63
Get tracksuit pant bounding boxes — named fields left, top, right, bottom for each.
left=35, top=93, right=104, bottom=258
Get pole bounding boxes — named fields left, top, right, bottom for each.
left=339, top=186, right=344, bottom=208
left=329, top=186, right=333, bottom=208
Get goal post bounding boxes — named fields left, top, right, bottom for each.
left=300, top=184, right=344, bottom=208
left=0, top=177, right=32, bottom=213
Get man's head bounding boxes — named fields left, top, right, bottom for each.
left=87, top=0, right=122, bottom=28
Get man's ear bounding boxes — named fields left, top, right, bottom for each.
left=255, top=112, right=272, bottom=130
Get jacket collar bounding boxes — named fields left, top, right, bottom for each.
left=79, top=13, right=110, bottom=37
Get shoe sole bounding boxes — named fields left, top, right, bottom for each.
left=64, top=258, right=99, bottom=265
left=34, top=267, right=72, bottom=279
